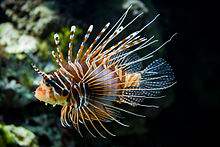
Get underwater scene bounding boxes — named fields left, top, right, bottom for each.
left=0, top=0, right=218, bottom=146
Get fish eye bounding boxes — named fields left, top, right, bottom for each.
left=44, top=79, right=51, bottom=87
left=45, top=82, right=50, bottom=87
left=62, top=89, right=69, bottom=96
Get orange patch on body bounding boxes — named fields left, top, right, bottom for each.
left=124, top=73, right=141, bottom=88
left=116, top=68, right=141, bottom=88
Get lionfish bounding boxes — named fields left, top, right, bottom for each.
left=32, top=6, right=176, bottom=138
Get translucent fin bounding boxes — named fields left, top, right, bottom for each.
left=121, top=58, right=175, bottom=103
left=88, top=98, right=146, bottom=118
left=78, top=108, right=97, bottom=137
left=141, top=58, right=175, bottom=87
left=81, top=107, right=106, bottom=138
left=88, top=102, right=129, bottom=127
left=85, top=105, right=116, bottom=136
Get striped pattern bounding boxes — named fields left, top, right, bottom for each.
left=32, top=5, right=176, bottom=138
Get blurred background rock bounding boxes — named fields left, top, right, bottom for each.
left=0, top=0, right=218, bottom=146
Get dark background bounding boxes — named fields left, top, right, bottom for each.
left=0, top=0, right=219, bottom=146
left=152, top=0, right=219, bottom=146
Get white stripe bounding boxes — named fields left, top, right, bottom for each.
left=54, top=71, right=68, bottom=89
left=48, top=76, right=64, bottom=90
left=58, top=70, right=72, bottom=85
left=75, top=62, right=84, bottom=76
left=69, top=62, right=82, bottom=79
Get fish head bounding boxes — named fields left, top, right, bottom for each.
left=34, top=77, right=69, bottom=106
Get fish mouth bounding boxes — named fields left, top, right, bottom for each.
left=34, top=87, right=66, bottom=107
left=34, top=86, right=55, bottom=105
left=34, top=92, right=57, bottom=107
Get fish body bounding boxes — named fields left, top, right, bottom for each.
left=32, top=6, right=176, bottom=138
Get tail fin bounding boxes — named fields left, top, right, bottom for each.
left=140, top=58, right=175, bottom=91
left=122, top=58, right=175, bottom=104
